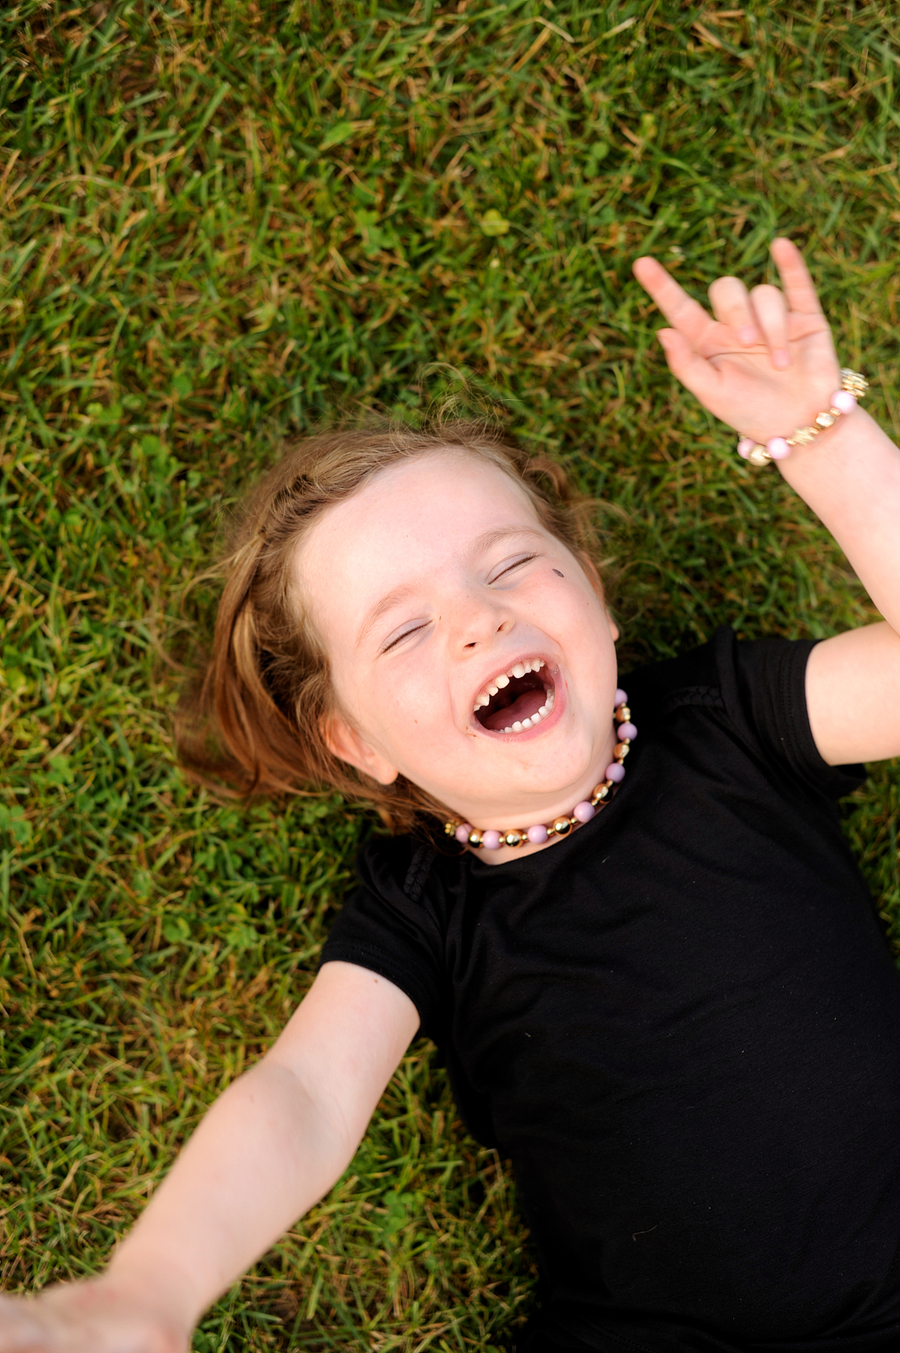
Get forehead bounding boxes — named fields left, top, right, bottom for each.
left=296, top=449, right=545, bottom=641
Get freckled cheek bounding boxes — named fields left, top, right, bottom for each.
left=380, top=670, right=453, bottom=739
left=365, top=674, right=428, bottom=737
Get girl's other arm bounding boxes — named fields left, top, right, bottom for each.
left=0, top=961, right=419, bottom=1352
left=633, top=239, right=900, bottom=768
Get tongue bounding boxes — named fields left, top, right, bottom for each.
left=482, top=686, right=547, bottom=731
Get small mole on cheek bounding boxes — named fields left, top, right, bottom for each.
left=553, top=569, right=565, bottom=578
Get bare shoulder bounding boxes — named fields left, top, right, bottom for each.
left=806, top=621, right=900, bottom=766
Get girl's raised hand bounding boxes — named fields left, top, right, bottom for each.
left=632, top=239, right=841, bottom=444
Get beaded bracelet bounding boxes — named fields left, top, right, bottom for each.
left=737, top=368, right=869, bottom=468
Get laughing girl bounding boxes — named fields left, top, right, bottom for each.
left=2, top=239, right=900, bottom=1353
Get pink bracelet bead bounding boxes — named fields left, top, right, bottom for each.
left=527, top=824, right=549, bottom=845
left=572, top=801, right=595, bottom=824
left=606, top=762, right=626, bottom=783
left=482, top=829, right=502, bottom=850
left=618, top=722, right=637, bottom=740
left=766, top=436, right=791, bottom=461
left=456, top=824, right=473, bottom=844
left=615, top=688, right=628, bottom=706
left=737, top=437, right=754, bottom=459
left=831, top=389, right=857, bottom=414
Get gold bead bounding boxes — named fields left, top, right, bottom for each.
left=504, top=830, right=523, bottom=848
left=747, top=445, right=770, bottom=467
left=614, top=742, right=630, bottom=760
left=829, top=408, right=842, bottom=419
left=468, top=829, right=483, bottom=847
left=815, top=410, right=835, bottom=429
left=841, top=368, right=868, bottom=396
left=591, top=782, right=610, bottom=804
left=792, top=426, right=819, bottom=446
left=552, top=816, right=572, bottom=836
left=615, top=705, right=631, bottom=723
left=444, top=821, right=457, bottom=836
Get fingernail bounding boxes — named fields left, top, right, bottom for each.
left=738, top=326, right=757, bottom=344
left=773, top=349, right=790, bottom=370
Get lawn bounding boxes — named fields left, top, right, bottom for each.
left=1, top=1, right=899, bottom=1349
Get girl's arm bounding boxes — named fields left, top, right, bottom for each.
left=0, top=961, right=419, bottom=1352
left=633, top=239, right=900, bottom=767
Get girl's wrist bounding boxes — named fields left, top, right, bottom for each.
left=735, top=369, right=869, bottom=468
left=100, top=1249, right=203, bottom=1339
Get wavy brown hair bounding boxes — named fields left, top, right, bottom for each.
left=176, top=418, right=607, bottom=835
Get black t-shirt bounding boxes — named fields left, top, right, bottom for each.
left=321, top=630, right=900, bottom=1352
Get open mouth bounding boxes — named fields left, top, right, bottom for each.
left=473, top=658, right=556, bottom=734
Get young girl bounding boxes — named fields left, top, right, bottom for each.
left=2, top=239, right=900, bottom=1353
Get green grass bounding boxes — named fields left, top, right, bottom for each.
left=2, top=1, right=900, bottom=1348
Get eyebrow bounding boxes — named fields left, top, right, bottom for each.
left=356, top=582, right=419, bottom=651
left=356, top=525, right=544, bottom=651
left=468, top=525, right=543, bottom=557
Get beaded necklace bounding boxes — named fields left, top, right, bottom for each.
left=445, top=691, right=637, bottom=851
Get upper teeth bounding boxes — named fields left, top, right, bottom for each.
left=473, top=658, right=546, bottom=711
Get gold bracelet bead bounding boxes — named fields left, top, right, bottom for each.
left=614, top=741, right=630, bottom=761
left=746, top=444, right=771, bottom=466
left=551, top=816, right=573, bottom=837
left=503, top=829, right=524, bottom=849
left=468, top=828, right=483, bottom=848
left=591, top=781, right=612, bottom=805
left=615, top=705, right=631, bottom=723
left=841, top=368, right=868, bottom=397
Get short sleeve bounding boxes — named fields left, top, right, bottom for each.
left=714, top=626, right=866, bottom=800
left=318, top=834, right=447, bottom=1040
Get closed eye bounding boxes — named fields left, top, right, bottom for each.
left=381, top=620, right=431, bottom=654
left=488, top=553, right=537, bottom=585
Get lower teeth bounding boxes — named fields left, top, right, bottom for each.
left=502, top=688, right=554, bottom=734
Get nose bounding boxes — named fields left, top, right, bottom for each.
left=456, top=589, right=514, bottom=651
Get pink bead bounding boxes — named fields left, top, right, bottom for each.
left=618, top=721, right=637, bottom=740
left=737, top=437, right=754, bottom=459
left=614, top=688, right=628, bottom=706
left=572, top=801, right=595, bottom=824
left=456, top=824, right=473, bottom=844
left=766, top=436, right=791, bottom=461
left=831, top=390, right=856, bottom=414
left=482, top=829, right=502, bottom=850
left=526, top=824, right=549, bottom=845
left=606, top=762, right=626, bottom=783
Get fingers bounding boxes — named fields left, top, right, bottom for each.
left=770, top=237, right=824, bottom=315
left=708, top=276, right=758, bottom=345
left=748, top=284, right=790, bottom=369
left=708, top=274, right=790, bottom=367
left=638, top=240, right=823, bottom=376
left=632, top=256, right=713, bottom=346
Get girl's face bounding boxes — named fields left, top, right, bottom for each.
left=298, top=450, right=620, bottom=853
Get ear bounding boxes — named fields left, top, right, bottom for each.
left=322, top=713, right=399, bottom=786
